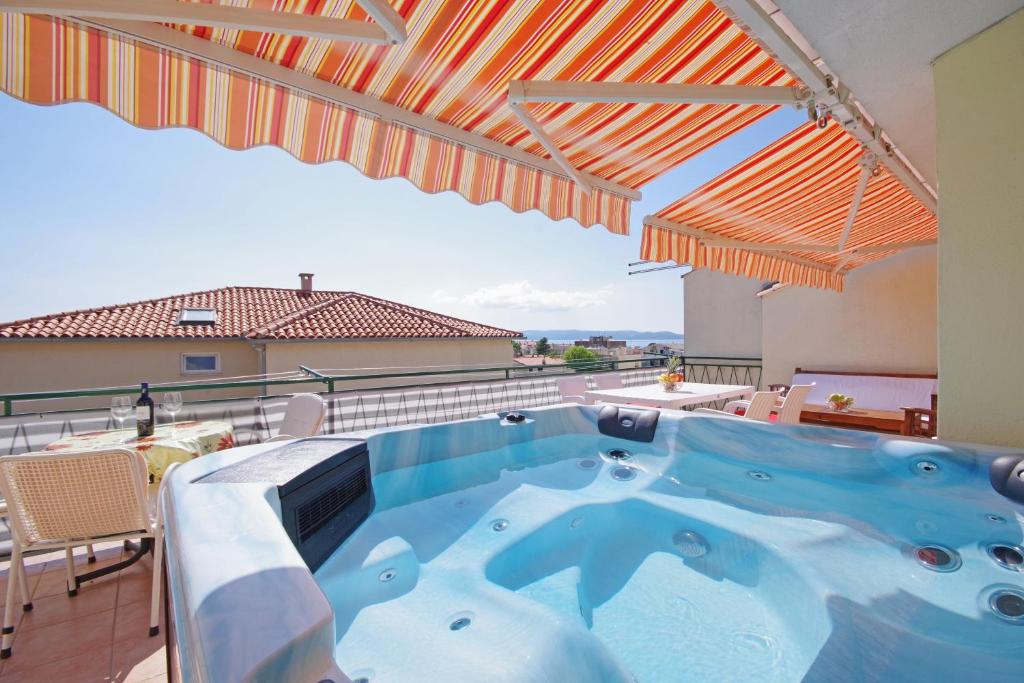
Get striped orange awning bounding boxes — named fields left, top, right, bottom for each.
left=640, top=121, right=938, bottom=289
left=0, top=1, right=794, bottom=235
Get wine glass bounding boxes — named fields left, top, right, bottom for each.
left=111, top=396, right=132, bottom=435
left=164, top=392, right=183, bottom=434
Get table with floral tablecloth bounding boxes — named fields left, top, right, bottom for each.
left=45, top=421, right=235, bottom=481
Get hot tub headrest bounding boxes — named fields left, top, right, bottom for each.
left=597, top=405, right=659, bottom=443
left=990, top=454, right=1024, bottom=505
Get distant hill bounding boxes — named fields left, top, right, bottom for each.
left=523, top=329, right=683, bottom=341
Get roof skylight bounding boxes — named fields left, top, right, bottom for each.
left=178, top=308, right=217, bottom=325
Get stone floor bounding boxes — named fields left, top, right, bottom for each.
left=0, top=541, right=166, bottom=682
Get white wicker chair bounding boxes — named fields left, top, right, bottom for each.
left=268, top=393, right=327, bottom=442
left=721, top=390, right=782, bottom=421
left=592, top=373, right=624, bottom=390
left=724, top=384, right=814, bottom=424
left=555, top=376, right=590, bottom=404
left=774, top=384, right=815, bottom=424
left=0, top=449, right=171, bottom=659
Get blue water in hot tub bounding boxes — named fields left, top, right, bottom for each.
left=315, top=423, right=1024, bottom=682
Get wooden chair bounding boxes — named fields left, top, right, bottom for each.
left=902, top=394, right=938, bottom=438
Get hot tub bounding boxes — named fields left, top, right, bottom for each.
left=162, top=404, right=1024, bottom=682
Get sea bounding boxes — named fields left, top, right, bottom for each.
left=537, top=339, right=683, bottom=346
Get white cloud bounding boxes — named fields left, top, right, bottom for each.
left=433, top=280, right=611, bottom=312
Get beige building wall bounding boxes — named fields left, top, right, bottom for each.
left=0, top=339, right=260, bottom=411
left=761, top=247, right=937, bottom=387
left=264, top=338, right=515, bottom=393
left=934, top=10, right=1024, bottom=447
left=683, top=270, right=764, bottom=358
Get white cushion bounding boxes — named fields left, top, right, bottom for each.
left=794, top=373, right=936, bottom=411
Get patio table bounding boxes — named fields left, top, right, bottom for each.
left=584, top=382, right=755, bottom=410
left=800, top=404, right=905, bottom=434
left=45, top=420, right=235, bottom=482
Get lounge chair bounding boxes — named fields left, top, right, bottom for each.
left=725, top=384, right=814, bottom=424
left=267, top=393, right=327, bottom=442
left=592, top=373, right=624, bottom=390
left=556, top=376, right=590, bottom=404
left=707, top=390, right=782, bottom=421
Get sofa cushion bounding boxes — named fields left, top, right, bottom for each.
left=794, top=373, right=937, bottom=412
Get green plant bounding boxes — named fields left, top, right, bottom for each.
left=563, top=345, right=599, bottom=370
left=535, top=337, right=551, bottom=356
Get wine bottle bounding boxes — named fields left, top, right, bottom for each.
left=136, top=382, right=155, bottom=437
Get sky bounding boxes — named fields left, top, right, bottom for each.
left=0, top=94, right=803, bottom=333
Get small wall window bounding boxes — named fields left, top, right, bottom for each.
left=181, top=353, right=220, bottom=375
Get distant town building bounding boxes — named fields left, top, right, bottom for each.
left=574, top=335, right=626, bottom=349
left=0, top=274, right=522, bottom=409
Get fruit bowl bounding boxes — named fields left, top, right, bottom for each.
left=658, top=372, right=684, bottom=392
left=827, top=393, right=854, bottom=412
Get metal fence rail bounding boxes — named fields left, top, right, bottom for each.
left=0, top=368, right=661, bottom=455
left=0, top=355, right=762, bottom=455
left=682, top=356, right=763, bottom=392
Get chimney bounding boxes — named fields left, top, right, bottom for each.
left=299, top=273, right=314, bottom=295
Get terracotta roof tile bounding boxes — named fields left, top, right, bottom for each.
left=0, top=287, right=521, bottom=341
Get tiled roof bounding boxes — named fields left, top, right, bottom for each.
left=0, top=287, right=521, bottom=341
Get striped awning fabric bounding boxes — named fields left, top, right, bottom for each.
left=640, top=121, right=938, bottom=289
left=0, top=1, right=792, bottom=235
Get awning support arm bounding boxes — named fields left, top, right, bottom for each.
left=506, top=79, right=807, bottom=196
left=714, top=0, right=937, bottom=213
left=509, top=80, right=806, bottom=106
left=0, top=0, right=407, bottom=45
left=63, top=18, right=639, bottom=201
left=508, top=82, right=593, bottom=194
left=353, top=0, right=407, bottom=45
left=835, top=155, right=876, bottom=253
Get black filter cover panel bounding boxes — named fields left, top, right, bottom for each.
left=199, top=438, right=374, bottom=571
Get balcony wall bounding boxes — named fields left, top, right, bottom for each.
left=682, top=270, right=763, bottom=358
left=760, top=247, right=938, bottom=387
left=935, top=8, right=1024, bottom=447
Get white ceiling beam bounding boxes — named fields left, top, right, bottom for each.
left=643, top=215, right=834, bottom=271
left=835, top=163, right=872, bottom=252
left=353, top=0, right=406, bottom=45
left=509, top=80, right=805, bottom=106
left=0, top=0, right=396, bottom=44
left=715, top=0, right=937, bottom=213
left=508, top=82, right=593, bottom=194
left=69, top=18, right=638, bottom=201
